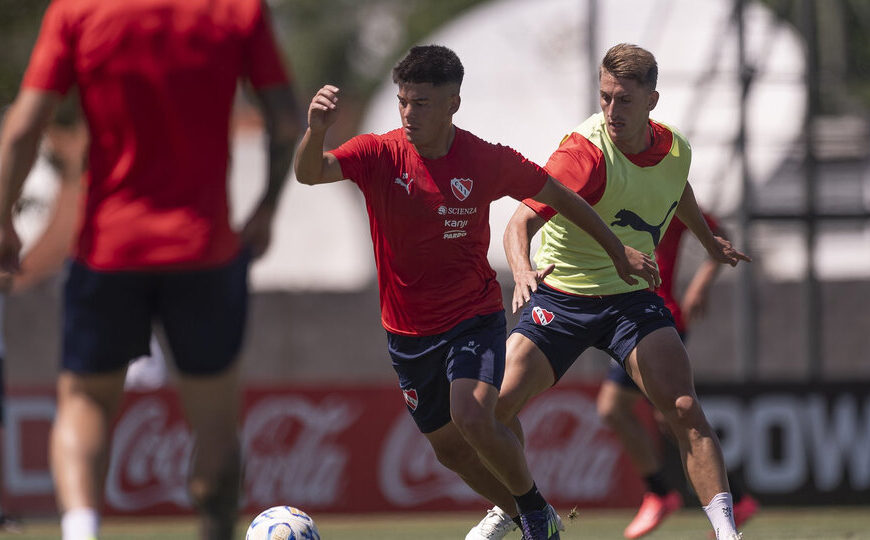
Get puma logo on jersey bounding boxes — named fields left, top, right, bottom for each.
left=394, top=173, right=414, bottom=194
left=610, top=200, right=679, bottom=246
left=460, top=341, right=481, bottom=355
left=644, top=304, right=667, bottom=316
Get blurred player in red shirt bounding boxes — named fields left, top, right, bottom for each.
left=0, top=1, right=301, bottom=538
left=597, top=213, right=758, bottom=538
left=295, top=45, right=658, bottom=540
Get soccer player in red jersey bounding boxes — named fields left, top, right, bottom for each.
left=597, top=214, right=758, bottom=539
left=295, top=45, right=659, bottom=540
left=467, top=44, right=751, bottom=540
left=0, top=1, right=301, bottom=538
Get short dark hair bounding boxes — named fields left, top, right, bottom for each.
left=600, top=43, right=658, bottom=91
left=392, top=45, right=464, bottom=87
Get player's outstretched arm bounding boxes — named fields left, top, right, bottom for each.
left=294, top=85, right=345, bottom=186
left=531, top=177, right=660, bottom=289
left=675, top=183, right=751, bottom=267
left=0, top=89, right=60, bottom=273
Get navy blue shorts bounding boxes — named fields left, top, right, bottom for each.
left=388, top=311, right=507, bottom=434
left=511, top=284, right=674, bottom=382
left=62, top=250, right=250, bottom=376
left=606, top=331, right=687, bottom=391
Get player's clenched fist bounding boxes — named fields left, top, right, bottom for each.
left=307, top=85, right=340, bottom=133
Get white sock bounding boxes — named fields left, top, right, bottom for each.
left=61, top=507, right=100, bottom=540
left=703, top=492, right=738, bottom=539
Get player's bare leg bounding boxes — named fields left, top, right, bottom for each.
left=51, top=370, right=127, bottom=540
left=460, top=333, right=564, bottom=540
left=424, top=422, right=518, bottom=512
left=597, top=382, right=659, bottom=474
left=451, top=377, right=561, bottom=539
left=450, top=378, right=533, bottom=495
left=626, top=327, right=737, bottom=538
left=624, top=327, right=726, bottom=500
left=494, top=333, right=561, bottom=516
left=178, top=365, right=242, bottom=540
left=598, top=380, right=683, bottom=538
left=496, top=334, right=556, bottom=424
left=452, top=332, right=550, bottom=537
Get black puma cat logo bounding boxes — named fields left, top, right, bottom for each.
left=610, top=200, right=679, bottom=246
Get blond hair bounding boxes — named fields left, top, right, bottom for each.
left=600, top=43, right=658, bottom=90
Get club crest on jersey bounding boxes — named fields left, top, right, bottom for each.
left=531, top=306, right=555, bottom=326
left=450, top=178, right=473, bottom=201
left=402, top=388, right=419, bottom=411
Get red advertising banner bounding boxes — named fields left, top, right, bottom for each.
left=3, top=383, right=649, bottom=515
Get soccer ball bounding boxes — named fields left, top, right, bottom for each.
left=245, top=506, right=321, bottom=540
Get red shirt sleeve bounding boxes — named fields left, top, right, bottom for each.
left=494, top=143, right=549, bottom=201
left=243, top=1, right=291, bottom=88
left=330, top=133, right=380, bottom=186
left=21, top=1, right=76, bottom=94
left=525, top=132, right=606, bottom=220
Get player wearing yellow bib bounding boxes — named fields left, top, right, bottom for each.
left=465, top=43, right=751, bottom=540
left=533, top=109, right=689, bottom=296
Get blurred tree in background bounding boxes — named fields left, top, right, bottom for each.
left=267, top=0, right=487, bottom=138
left=0, top=0, right=489, bottom=134
left=270, top=0, right=486, bottom=97
left=0, top=0, right=51, bottom=108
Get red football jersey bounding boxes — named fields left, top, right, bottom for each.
left=331, top=127, right=549, bottom=336
left=22, top=0, right=290, bottom=270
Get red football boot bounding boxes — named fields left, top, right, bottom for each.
left=624, top=490, right=683, bottom=539
left=733, top=495, right=759, bottom=529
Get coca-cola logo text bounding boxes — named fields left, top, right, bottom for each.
left=105, top=398, right=192, bottom=510
left=243, top=395, right=357, bottom=506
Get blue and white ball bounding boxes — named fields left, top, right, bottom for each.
left=245, top=506, right=321, bottom=540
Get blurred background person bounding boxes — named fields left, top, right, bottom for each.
left=0, top=112, right=88, bottom=535
left=5, top=118, right=168, bottom=392
left=0, top=2, right=302, bottom=540
left=597, top=211, right=759, bottom=539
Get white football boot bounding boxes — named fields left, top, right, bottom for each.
left=466, top=506, right=518, bottom=539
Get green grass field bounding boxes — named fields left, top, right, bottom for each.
left=6, top=507, right=870, bottom=539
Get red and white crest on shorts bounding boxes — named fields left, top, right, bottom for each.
left=450, top=178, right=473, bottom=201
left=532, top=306, right=555, bottom=326
left=402, top=388, right=419, bottom=411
